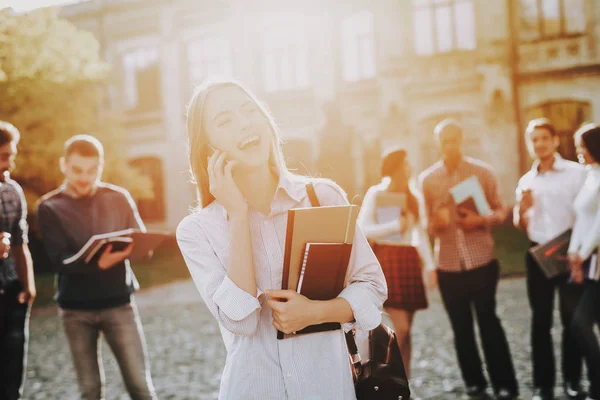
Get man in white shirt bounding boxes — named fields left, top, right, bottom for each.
left=514, top=118, right=587, bottom=400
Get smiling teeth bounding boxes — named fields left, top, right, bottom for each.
left=238, top=136, right=259, bottom=149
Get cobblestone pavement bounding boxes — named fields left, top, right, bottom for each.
left=23, top=278, right=587, bottom=399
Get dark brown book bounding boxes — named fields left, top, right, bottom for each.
left=290, top=242, right=352, bottom=336
left=456, top=196, right=479, bottom=216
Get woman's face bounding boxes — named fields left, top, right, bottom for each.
left=202, top=86, right=273, bottom=169
left=575, top=135, right=594, bottom=165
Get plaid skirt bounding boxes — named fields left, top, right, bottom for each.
left=373, top=244, right=428, bottom=311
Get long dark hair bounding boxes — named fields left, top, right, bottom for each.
left=381, top=148, right=420, bottom=218
left=577, top=123, right=600, bottom=164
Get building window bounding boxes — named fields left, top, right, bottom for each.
left=122, top=47, right=161, bottom=113
left=341, top=11, right=376, bottom=82
left=412, top=0, right=476, bottom=56
left=187, top=35, right=233, bottom=86
left=519, top=0, right=586, bottom=41
left=525, top=101, right=592, bottom=162
left=129, top=156, right=166, bottom=223
left=263, top=16, right=309, bottom=93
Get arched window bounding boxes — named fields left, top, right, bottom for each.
left=525, top=100, right=592, bottom=162
left=129, top=156, right=166, bottom=223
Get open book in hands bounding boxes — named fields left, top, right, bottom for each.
left=62, top=229, right=171, bottom=265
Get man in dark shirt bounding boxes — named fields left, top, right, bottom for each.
left=0, top=121, right=36, bottom=400
left=37, top=135, right=156, bottom=400
left=419, top=120, right=518, bottom=400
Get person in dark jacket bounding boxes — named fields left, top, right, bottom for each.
left=37, top=135, right=156, bottom=400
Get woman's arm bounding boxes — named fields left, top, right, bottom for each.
left=177, top=215, right=262, bottom=336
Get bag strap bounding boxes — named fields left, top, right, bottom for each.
left=306, top=182, right=321, bottom=207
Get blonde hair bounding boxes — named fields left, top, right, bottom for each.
left=185, top=77, right=288, bottom=208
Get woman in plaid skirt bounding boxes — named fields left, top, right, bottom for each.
left=358, top=148, right=436, bottom=377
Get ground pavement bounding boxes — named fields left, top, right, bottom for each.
left=23, top=277, right=586, bottom=399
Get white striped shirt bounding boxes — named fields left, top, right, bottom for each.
left=176, top=173, right=387, bottom=400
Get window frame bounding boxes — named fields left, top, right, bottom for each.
left=261, top=14, right=310, bottom=93
left=116, top=37, right=163, bottom=115
left=340, top=10, right=377, bottom=82
left=411, top=0, right=477, bottom=56
left=518, top=0, right=587, bottom=42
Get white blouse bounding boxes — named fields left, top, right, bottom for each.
left=358, top=181, right=436, bottom=271
left=569, top=164, right=600, bottom=261
left=176, top=173, right=387, bottom=400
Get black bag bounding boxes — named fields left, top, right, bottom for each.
left=346, top=325, right=411, bottom=400
left=305, top=183, right=411, bottom=400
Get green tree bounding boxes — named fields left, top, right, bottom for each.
left=0, top=7, right=152, bottom=209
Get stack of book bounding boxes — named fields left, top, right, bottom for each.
left=278, top=204, right=359, bottom=339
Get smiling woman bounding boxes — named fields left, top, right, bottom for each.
left=176, top=78, right=388, bottom=400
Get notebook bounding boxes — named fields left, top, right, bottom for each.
left=374, top=191, right=406, bottom=243
left=63, top=229, right=171, bottom=265
left=529, top=230, right=571, bottom=279
left=450, top=176, right=490, bottom=216
left=584, top=252, right=600, bottom=281
left=293, top=242, right=352, bottom=336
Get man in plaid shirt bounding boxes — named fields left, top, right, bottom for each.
left=419, top=119, right=518, bottom=400
left=0, top=121, right=36, bottom=400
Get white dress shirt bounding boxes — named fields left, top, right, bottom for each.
left=516, top=154, right=587, bottom=244
left=569, top=163, right=600, bottom=260
left=357, top=181, right=436, bottom=271
left=176, top=172, right=387, bottom=400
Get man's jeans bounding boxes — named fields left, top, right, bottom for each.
left=0, top=280, right=30, bottom=400
left=59, top=301, right=157, bottom=400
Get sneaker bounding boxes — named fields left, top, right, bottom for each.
left=564, top=382, right=586, bottom=399
left=495, top=388, right=518, bottom=400
left=532, top=387, right=554, bottom=400
left=466, top=385, right=487, bottom=399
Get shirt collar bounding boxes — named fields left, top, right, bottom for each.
left=531, top=153, right=567, bottom=174
left=442, top=157, right=466, bottom=175
left=60, top=180, right=100, bottom=199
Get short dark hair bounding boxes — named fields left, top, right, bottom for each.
left=526, top=118, right=557, bottom=137
left=0, top=121, right=20, bottom=147
left=64, top=134, right=104, bottom=159
left=434, top=119, right=463, bottom=139
left=577, top=122, right=600, bottom=164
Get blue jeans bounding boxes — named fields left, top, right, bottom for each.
left=59, top=300, right=156, bottom=400
left=0, top=280, right=30, bottom=400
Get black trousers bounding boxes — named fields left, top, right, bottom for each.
left=526, top=249, right=584, bottom=389
left=438, top=260, right=518, bottom=394
left=0, top=280, right=30, bottom=400
left=573, top=280, right=600, bottom=398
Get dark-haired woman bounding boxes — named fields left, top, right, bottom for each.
left=569, top=123, right=600, bottom=400
left=357, top=148, right=435, bottom=377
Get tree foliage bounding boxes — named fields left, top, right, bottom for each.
left=0, top=7, right=152, bottom=210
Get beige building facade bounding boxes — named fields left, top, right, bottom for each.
left=60, top=0, right=600, bottom=231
